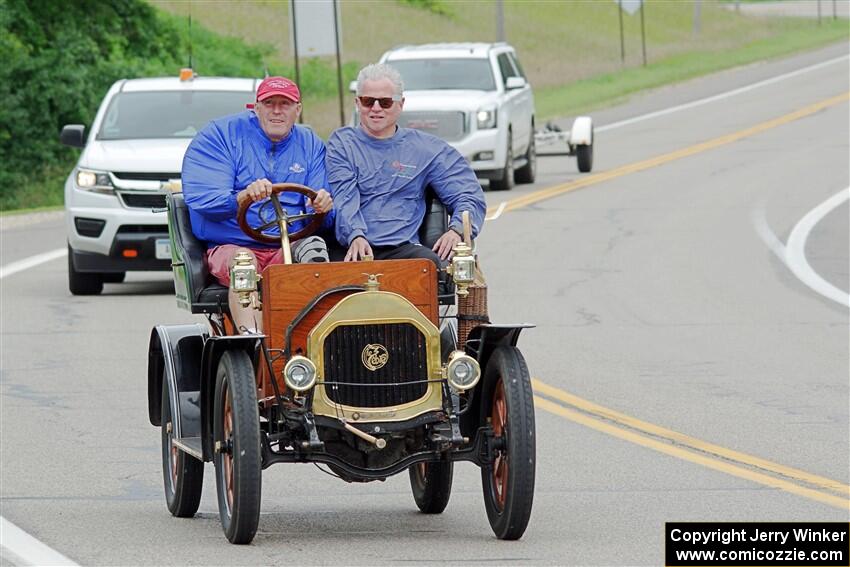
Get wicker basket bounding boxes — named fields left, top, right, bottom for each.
left=457, top=265, right=489, bottom=351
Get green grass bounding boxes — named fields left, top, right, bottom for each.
left=151, top=0, right=850, bottom=138
left=536, top=18, right=849, bottom=120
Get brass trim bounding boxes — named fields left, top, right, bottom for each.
left=308, top=291, right=443, bottom=423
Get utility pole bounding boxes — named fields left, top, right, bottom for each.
left=618, top=0, right=625, bottom=64
left=496, top=0, right=505, bottom=42
left=291, top=0, right=303, bottom=123
left=693, top=0, right=701, bottom=36
left=640, top=0, right=647, bottom=66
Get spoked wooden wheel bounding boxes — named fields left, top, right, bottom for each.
left=161, top=379, right=203, bottom=517
left=480, top=346, right=536, bottom=540
left=409, top=459, right=453, bottom=514
left=213, top=350, right=261, bottom=544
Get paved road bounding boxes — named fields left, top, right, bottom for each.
left=1, top=42, right=848, bottom=566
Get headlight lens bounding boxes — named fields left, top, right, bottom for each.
left=445, top=351, right=481, bottom=391
left=476, top=107, right=497, bottom=129
left=75, top=169, right=114, bottom=193
left=283, top=355, right=317, bottom=392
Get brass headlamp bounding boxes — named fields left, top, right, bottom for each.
left=446, top=211, right=477, bottom=296
left=229, top=250, right=259, bottom=308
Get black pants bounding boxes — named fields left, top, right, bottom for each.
left=328, top=241, right=445, bottom=270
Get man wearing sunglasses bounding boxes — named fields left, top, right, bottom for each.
left=326, top=63, right=485, bottom=266
left=182, top=76, right=335, bottom=334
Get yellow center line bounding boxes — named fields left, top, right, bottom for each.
left=487, top=91, right=850, bottom=216
left=532, top=380, right=850, bottom=511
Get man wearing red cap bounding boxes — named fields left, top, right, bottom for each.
left=182, top=76, right=334, bottom=334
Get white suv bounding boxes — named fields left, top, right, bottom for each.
left=379, top=42, right=536, bottom=190
left=61, top=74, right=257, bottom=295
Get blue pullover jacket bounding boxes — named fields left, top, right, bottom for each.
left=182, top=111, right=332, bottom=248
left=326, top=126, right=485, bottom=247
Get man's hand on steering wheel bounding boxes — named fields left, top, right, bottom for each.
left=237, top=178, right=275, bottom=207
left=307, top=189, right=333, bottom=214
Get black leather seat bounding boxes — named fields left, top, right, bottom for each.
left=418, top=188, right=455, bottom=304
left=166, top=192, right=229, bottom=314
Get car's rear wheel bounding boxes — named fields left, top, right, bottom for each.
left=490, top=132, right=515, bottom=191
left=409, top=460, right=453, bottom=514
left=213, top=349, right=261, bottom=544
left=68, top=245, right=103, bottom=295
left=480, top=346, right=535, bottom=540
left=514, top=132, right=536, bottom=184
left=161, top=379, right=203, bottom=517
left=576, top=129, right=594, bottom=173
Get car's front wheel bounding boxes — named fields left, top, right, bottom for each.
left=409, top=460, right=453, bottom=514
left=213, top=349, right=261, bottom=544
left=68, top=245, right=103, bottom=295
left=514, top=132, right=536, bottom=184
left=490, top=132, right=515, bottom=191
left=480, top=346, right=535, bottom=540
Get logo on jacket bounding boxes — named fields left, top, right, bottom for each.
left=362, top=344, right=389, bottom=371
left=390, top=160, right=417, bottom=179
left=289, top=163, right=305, bottom=173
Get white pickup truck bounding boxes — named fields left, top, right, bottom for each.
left=378, top=42, right=593, bottom=190
left=60, top=73, right=257, bottom=295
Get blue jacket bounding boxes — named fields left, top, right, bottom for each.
left=327, top=126, right=485, bottom=247
left=182, top=111, right=333, bottom=248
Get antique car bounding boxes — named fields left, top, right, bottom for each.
left=147, top=183, right=536, bottom=544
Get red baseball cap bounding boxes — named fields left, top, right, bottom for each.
left=256, top=76, right=300, bottom=102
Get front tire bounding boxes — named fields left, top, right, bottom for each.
left=480, top=346, right=535, bottom=540
left=514, top=132, right=536, bottom=184
left=409, top=461, right=453, bottom=514
left=213, top=350, right=261, bottom=544
left=162, top=379, right=203, bottom=517
left=68, top=245, right=103, bottom=295
left=490, top=132, right=515, bottom=191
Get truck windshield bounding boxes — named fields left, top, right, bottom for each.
left=390, top=59, right=496, bottom=91
left=97, top=91, right=253, bottom=140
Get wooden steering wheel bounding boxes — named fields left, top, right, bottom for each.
left=236, top=183, right=327, bottom=245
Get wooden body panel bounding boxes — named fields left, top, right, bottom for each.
left=258, top=259, right=439, bottom=399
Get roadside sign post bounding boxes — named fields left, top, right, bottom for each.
left=616, top=0, right=646, bottom=66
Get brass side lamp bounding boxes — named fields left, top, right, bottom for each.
left=229, top=250, right=259, bottom=308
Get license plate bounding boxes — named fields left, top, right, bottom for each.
left=155, top=238, right=171, bottom=260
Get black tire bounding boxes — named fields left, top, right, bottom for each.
left=409, top=461, right=453, bottom=514
left=213, top=350, right=262, bottom=544
left=480, top=346, right=535, bottom=540
left=102, top=272, right=126, bottom=284
left=161, top=379, right=203, bottom=518
left=489, top=132, right=514, bottom=191
left=576, top=134, right=593, bottom=173
left=513, top=131, right=536, bottom=184
left=68, top=246, right=103, bottom=295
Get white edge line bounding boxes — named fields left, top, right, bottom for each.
left=784, top=188, right=850, bottom=309
left=0, top=517, right=78, bottom=566
left=0, top=248, right=67, bottom=280
left=596, top=54, right=849, bottom=133
left=485, top=202, right=507, bottom=221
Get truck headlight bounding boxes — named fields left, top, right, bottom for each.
left=76, top=168, right=114, bottom=194
left=476, top=107, right=497, bottom=130
left=283, top=355, right=317, bottom=392
left=445, top=351, right=481, bottom=391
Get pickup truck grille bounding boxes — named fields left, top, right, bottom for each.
left=400, top=111, right=466, bottom=142
left=119, top=192, right=167, bottom=209
left=322, top=323, right=429, bottom=408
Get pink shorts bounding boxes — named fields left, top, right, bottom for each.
left=206, top=245, right=283, bottom=286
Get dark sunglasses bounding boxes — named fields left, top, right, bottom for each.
left=357, top=96, right=400, bottom=109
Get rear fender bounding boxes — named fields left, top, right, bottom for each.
left=569, top=116, right=593, bottom=146
left=199, top=335, right=262, bottom=459
left=147, top=324, right=208, bottom=434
